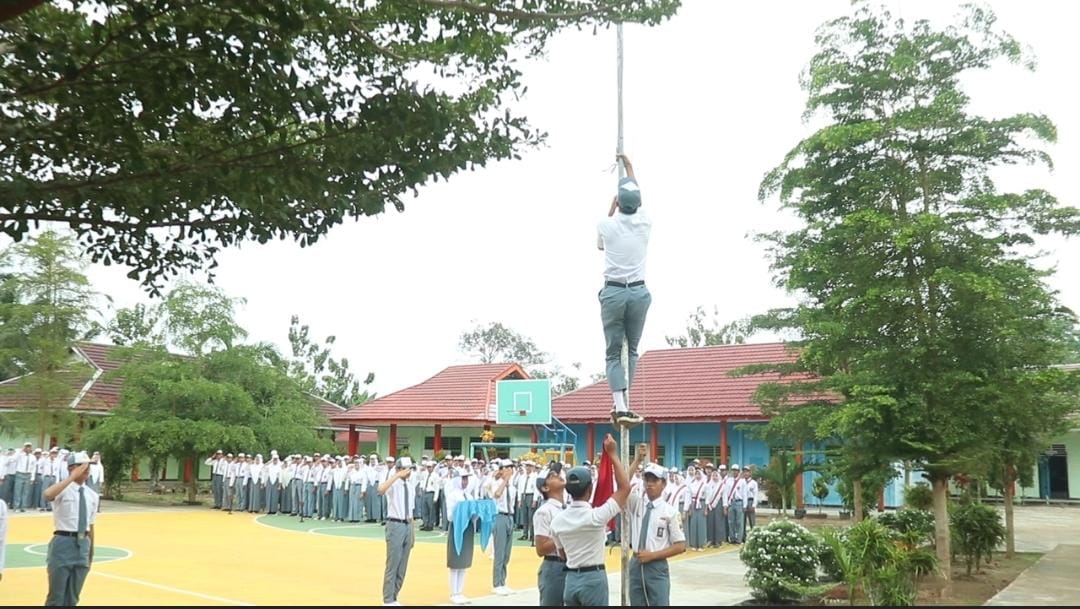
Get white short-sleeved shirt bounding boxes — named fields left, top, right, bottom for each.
left=0, top=498, right=8, bottom=573
left=597, top=209, right=651, bottom=283
left=384, top=477, right=416, bottom=521
left=550, top=498, right=621, bottom=569
left=627, top=493, right=685, bottom=553
left=51, top=482, right=99, bottom=532
left=532, top=498, right=563, bottom=558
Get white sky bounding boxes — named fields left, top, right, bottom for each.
left=59, top=0, right=1080, bottom=396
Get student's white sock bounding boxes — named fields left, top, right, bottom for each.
left=450, top=569, right=465, bottom=595
left=612, top=391, right=627, bottom=412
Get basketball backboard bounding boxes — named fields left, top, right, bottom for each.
left=495, top=379, right=552, bottom=425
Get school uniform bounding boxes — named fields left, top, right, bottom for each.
left=550, top=498, right=621, bottom=606
left=744, top=477, right=759, bottom=535
left=347, top=467, right=365, bottom=522
left=381, top=476, right=417, bottom=605
left=533, top=497, right=568, bottom=606
left=685, top=476, right=707, bottom=549
left=707, top=475, right=728, bottom=546
left=724, top=476, right=747, bottom=543
left=265, top=462, right=282, bottom=514
left=484, top=473, right=515, bottom=590
left=39, top=457, right=58, bottom=511
left=13, top=450, right=34, bottom=511
left=627, top=490, right=685, bottom=606
left=45, top=479, right=99, bottom=606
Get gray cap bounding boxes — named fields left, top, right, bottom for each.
left=565, top=466, right=592, bottom=497
left=617, top=177, right=641, bottom=213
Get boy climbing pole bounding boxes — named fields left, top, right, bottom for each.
left=597, top=153, right=650, bottom=427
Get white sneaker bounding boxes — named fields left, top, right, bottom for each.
left=493, top=586, right=514, bottom=596
left=449, top=594, right=471, bottom=605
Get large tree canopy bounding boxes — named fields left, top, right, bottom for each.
left=0, top=0, right=679, bottom=293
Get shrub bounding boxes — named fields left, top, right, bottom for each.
left=950, top=502, right=1005, bottom=575
left=903, top=482, right=934, bottom=511
left=877, top=509, right=935, bottom=548
left=740, top=519, right=822, bottom=603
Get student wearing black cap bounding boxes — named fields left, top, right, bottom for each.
left=550, top=434, right=645, bottom=606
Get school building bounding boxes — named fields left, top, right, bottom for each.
left=0, top=342, right=372, bottom=482
left=333, top=344, right=1080, bottom=507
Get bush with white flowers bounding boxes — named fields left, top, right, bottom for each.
left=740, top=519, right=821, bottom=603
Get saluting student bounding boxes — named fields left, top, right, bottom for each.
left=379, top=456, right=417, bottom=606
left=485, top=458, right=516, bottom=596
left=43, top=451, right=99, bottom=606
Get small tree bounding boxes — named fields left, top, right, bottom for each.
left=812, top=475, right=831, bottom=513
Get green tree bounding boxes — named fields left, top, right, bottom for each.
left=160, top=282, right=247, bottom=356
left=287, top=315, right=374, bottom=407
left=1, top=0, right=679, bottom=294
left=106, top=302, right=163, bottom=347
left=0, top=271, right=27, bottom=381
left=755, top=3, right=1080, bottom=580
left=0, top=230, right=102, bottom=445
left=459, top=321, right=580, bottom=395
left=665, top=306, right=751, bottom=348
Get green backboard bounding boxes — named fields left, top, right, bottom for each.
left=496, top=379, right=552, bottom=425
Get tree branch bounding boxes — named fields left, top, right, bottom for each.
left=349, top=22, right=408, bottom=62
left=415, top=0, right=622, bottom=22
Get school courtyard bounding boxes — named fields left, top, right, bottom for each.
left=2, top=501, right=1079, bottom=606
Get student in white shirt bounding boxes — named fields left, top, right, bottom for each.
left=742, top=466, right=759, bottom=540
left=444, top=467, right=478, bottom=605
left=724, top=464, right=748, bottom=544
left=484, top=458, right=516, bottom=596
left=550, top=434, right=644, bottom=606
left=43, top=451, right=100, bottom=606
left=378, top=456, right=417, bottom=606
left=597, top=153, right=651, bottom=426
left=628, top=458, right=687, bottom=606
left=532, top=464, right=567, bottom=606
left=0, top=497, right=7, bottom=583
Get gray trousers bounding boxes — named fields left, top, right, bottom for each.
left=563, top=569, right=608, bottom=606
left=628, top=556, right=670, bottom=606
left=45, top=534, right=91, bottom=606
left=707, top=506, right=726, bottom=545
left=538, top=558, right=568, bottom=606
left=599, top=284, right=652, bottom=392
left=687, top=506, right=706, bottom=549
left=237, top=479, right=248, bottom=510
left=13, top=472, right=31, bottom=510
left=1, top=475, right=14, bottom=504
left=383, top=520, right=415, bottom=603
left=727, top=501, right=745, bottom=543
left=422, top=491, right=436, bottom=529
left=267, top=483, right=281, bottom=514
left=493, top=513, right=514, bottom=587
left=225, top=483, right=236, bottom=511
left=211, top=474, right=223, bottom=508
left=39, top=475, right=56, bottom=510
left=521, top=494, right=536, bottom=539
left=744, top=506, right=756, bottom=535
left=348, top=485, right=364, bottom=521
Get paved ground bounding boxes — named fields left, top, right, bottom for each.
left=460, top=504, right=1080, bottom=607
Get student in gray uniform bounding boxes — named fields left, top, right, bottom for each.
left=628, top=459, right=687, bottom=606
left=1, top=495, right=8, bottom=582
left=205, top=450, right=225, bottom=509
left=532, top=464, right=567, bottom=606
left=550, top=434, right=641, bottom=606
left=444, top=467, right=477, bottom=605
left=484, top=458, right=516, bottom=596
left=42, top=451, right=100, bottom=606
left=379, top=456, right=417, bottom=606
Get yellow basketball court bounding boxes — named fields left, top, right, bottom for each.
left=2, top=504, right=728, bottom=606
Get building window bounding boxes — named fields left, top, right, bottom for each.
left=469, top=436, right=510, bottom=459
left=423, top=436, right=463, bottom=455
left=681, top=446, right=720, bottom=468
left=655, top=445, right=666, bottom=466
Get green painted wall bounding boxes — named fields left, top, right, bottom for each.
left=983, top=429, right=1079, bottom=500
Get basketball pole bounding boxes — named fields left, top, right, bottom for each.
left=616, top=20, right=631, bottom=608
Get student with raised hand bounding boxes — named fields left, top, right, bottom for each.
left=627, top=447, right=687, bottom=606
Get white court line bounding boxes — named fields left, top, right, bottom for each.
left=90, top=571, right=255, bottom=606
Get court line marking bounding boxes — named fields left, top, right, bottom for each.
left=4, top=544, right=134, bottom=570
left=90, top=571, right=256, bottom=606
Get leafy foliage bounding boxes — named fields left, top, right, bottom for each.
left=877, top=509, right=935, bottom=548
left=903, top=482, right=934, bottom=511
left=665, top=306, right=752, bottom=347
left=950, top=502, right=1005, bottom=576
left=740, top=519, right=822, bottom=603
left=459, top=321, right=583, bottom=395
left=0, top=0, right=680, bottom=293
left=287, top=314, right=374, bottom=407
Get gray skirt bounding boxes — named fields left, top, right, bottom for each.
left=447, top=520, right=475, bottom=569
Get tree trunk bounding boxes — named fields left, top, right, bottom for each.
left=1004, top=464, right=1016, bottom=558
left=932, top=476, right=952, bottom=589
left=853, top=478, right=864, bottom=521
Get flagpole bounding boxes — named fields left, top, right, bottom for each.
left=616, top=21, right=631, bottom=608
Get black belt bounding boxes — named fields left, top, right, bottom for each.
left=605, top=280, right=645, bottom=288
left=387, top=518, right=413, bottom=524
left=54, top=531, right=88, bottom=539
left=544, top=555, right=567, bottom=563
left=498, top=511, right=512, bottom=516
left=565, top=565, right=605, bottom=573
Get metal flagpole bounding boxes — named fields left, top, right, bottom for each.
left=616, top=21, right=630, bottom=608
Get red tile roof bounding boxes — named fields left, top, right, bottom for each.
left=1, top=342, right=350, bottom=419
left=553, top=342, right=818, bottom=423
left=331, top=363, right=529, bottom=426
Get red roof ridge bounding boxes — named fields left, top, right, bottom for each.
left=643, top=341, right=793, bottom=356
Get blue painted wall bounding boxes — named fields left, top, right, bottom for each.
left=550, top=421, right=770, bottom=468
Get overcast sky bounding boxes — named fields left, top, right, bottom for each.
left=51, top=0, right=1080, bottom=397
